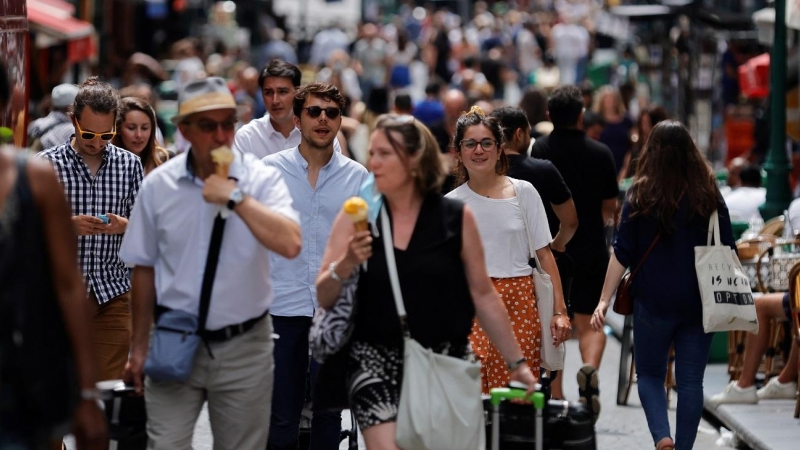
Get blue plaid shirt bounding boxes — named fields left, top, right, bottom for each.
left=39, top=141, right=143, bottom=303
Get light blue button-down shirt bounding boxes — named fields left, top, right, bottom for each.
left=263, top=147, right=369, bottom=317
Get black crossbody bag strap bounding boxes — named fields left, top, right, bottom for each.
left=198, top=213, right=227, bottom=357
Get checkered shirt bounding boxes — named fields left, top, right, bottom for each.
left=39, top=142, right=143, bottom=303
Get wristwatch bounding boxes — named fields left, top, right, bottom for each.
left=227, top=188, right=244, bottom=210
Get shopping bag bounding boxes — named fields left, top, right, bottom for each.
left=694, top=211, right=759, bottom=333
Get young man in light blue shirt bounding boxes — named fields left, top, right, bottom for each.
left=263, top=82, right=368, bottom=450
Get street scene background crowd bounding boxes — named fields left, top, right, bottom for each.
left=3, top=0, right=800, bottom=449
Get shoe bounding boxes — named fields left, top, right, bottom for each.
left=577, top=364, right=601, bottom=423
left=709, top=381, right=758, bottom=407
left=757, top=378, right=798, bottom=400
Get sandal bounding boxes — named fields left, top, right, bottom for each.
left=656, top=437, right=675, bottom=450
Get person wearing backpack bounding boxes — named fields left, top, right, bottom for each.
left=27, top=83, right=78, bottom=152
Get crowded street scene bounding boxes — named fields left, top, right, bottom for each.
left=1, top=0, right=800, bottom=449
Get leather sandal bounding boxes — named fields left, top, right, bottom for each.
left=655, top=437, right=675, bottom=450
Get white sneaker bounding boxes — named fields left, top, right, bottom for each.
left=709, top=381, right=758, bottom=407
left=757, top=378, right=798, bottom=400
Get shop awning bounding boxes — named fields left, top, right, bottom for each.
left=27, top=0, right=96, bottom=61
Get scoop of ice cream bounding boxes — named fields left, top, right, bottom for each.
left=343, top=197, right=369, bottom=223
left=210, top=146, right=235, bottom=165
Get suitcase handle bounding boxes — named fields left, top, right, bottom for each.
left=489, top=388, right=545, bottom=409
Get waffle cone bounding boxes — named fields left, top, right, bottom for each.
left=215, top=164, right=230, bottom=178
left=353, top=220, right=369, bottom=232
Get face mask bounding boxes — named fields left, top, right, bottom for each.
left=358, top=172, right=383, bottom=226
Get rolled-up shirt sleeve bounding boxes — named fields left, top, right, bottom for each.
left=120, top=177, right=159, bottom=267
left=613, top=199, right=637, bottom=269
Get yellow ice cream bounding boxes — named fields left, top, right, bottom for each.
left=343, top=197, right=369, bottom=231
left=210, top=146, right=235, bottom=178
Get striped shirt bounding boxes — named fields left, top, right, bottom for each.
left=39, top=142, right=143, bottom=303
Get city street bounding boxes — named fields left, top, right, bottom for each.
left=185, top=330, right=723, bottom=449
left=65, top=328, right=725, bottom=449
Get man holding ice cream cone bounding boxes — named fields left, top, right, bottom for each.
left=120, top=77, right=302, bottom=449
left=262, top=82, right=367, bottom=450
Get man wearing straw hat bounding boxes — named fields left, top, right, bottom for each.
left=120, top=77, right=302, bottom=449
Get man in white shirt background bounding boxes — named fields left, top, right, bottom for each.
left=724, top=164, right=766, bottom=222
left=233, top=59, right=343, bottom=159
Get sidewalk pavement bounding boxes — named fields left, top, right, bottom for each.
left=607, top=309, right=800, bottom=450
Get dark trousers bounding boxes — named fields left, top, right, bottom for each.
left=268, top=315, right=342, bottom=450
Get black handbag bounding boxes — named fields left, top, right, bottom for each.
left=484, top=398, right=597, bottom=449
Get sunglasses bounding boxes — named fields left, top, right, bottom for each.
left=189, top=119, right=237, bottom=133
left=303, top=106, right=341, bottom=119
left=460, top=138, right=498, bottom=151
left=75, top=121, right=116, bottom=141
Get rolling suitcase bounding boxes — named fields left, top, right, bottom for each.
left=99, top=381, right=147, bottom=450
left=488, top=388, right=545, bottom=450
left=486, top=388, right=597, bottom=450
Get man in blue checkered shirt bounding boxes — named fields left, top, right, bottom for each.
left=39, top=77, right=143, bottom=382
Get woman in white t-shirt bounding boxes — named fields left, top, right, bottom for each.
left=446, top=106, right=571, bottom=393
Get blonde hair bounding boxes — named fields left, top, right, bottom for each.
left=374, top=114, right=447, bottom=195
left=592, top=85, right=627, bottom=118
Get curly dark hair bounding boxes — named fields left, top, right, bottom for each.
left=71, top=77, right=121, bottom=122
left=628, top=120, right=719, bottom=233
left=292, top=82, right=347, bottom=118
left=453, top=107, right=508, bottom=186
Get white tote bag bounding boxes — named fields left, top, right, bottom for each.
left=517, top=181, right=565, bottom=371
left=694, top=211, right=759, bottom=333
left=380, top=207, right=485, bottom=450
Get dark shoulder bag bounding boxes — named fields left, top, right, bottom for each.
left=613, top=234, right=660, bottom=316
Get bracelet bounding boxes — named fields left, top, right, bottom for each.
left=80, top=388, right=104, bottom=401
left=328, top=261, right=342, bottom=282
left=507, top=357, right=527, bottom=371
left=553, top=311, right=564, bottom=316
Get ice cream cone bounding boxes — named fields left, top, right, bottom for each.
left=343, top=197, right=369, bottom=231
left=210, top=146, right=235, bottom=178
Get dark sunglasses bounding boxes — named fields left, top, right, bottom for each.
left=190, top=119, right=237, bottom=133
left=303, top=106, right=341, bottom=119
left=75, top=121, right=116, bottom=141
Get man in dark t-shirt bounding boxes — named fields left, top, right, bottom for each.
left=531, top=86, right=618, bottom=418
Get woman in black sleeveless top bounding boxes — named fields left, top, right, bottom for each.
left=317, top=114, right=537, bottom=447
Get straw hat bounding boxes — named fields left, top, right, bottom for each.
left=171, top=77, right=236, bottom=125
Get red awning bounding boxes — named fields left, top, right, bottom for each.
left=27, top=0, right=96, bottom=62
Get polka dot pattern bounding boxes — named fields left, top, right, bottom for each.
left=471, top=275, right=541, bottom=394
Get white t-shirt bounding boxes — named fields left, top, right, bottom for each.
left=723, top=186, right=766, bottom=222
left=447, top=178, right=552, bottom=278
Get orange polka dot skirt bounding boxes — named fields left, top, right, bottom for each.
left=471, top=275, right=541, bottom=394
